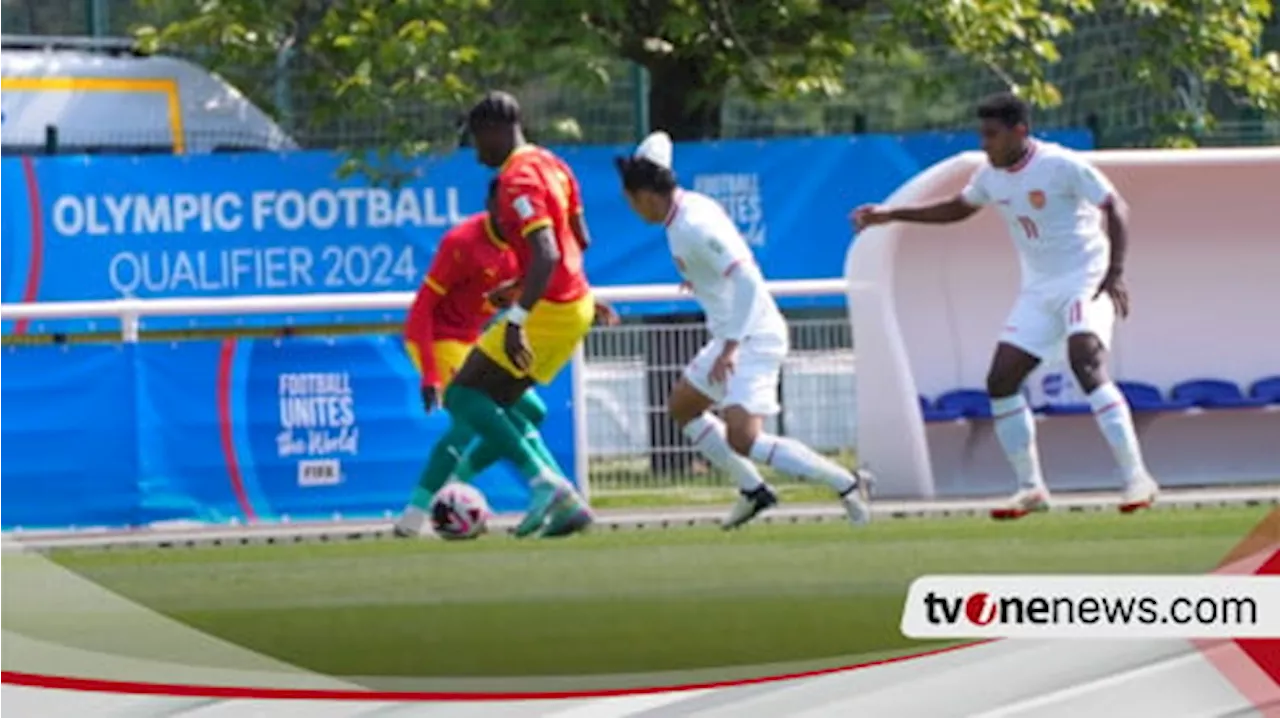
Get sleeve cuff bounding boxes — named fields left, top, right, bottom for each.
left=520, top=218, right=554, bottom=236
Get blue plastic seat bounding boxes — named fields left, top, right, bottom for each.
left=1171, top=379, right=1270, bottom=410
left=920, top=395, right=964, bottom=422
left=935, top=389, right=992, bottom=419
left=1117, top=381, right=1193, bottom=412
left=1038, top=402, right=1093, bottom=416
left=1249, top=376, right=1280, bottom=405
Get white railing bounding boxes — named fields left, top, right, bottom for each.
left=0, top=279, right=846, bottom=341
left=0, top=280, right=850, bottom=496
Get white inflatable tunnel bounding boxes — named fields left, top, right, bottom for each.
left=845, top=147, right=1280, bottom=499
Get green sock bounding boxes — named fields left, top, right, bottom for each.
left=409, top=421, right=477, bottom=509
left=444, top=385, right=548, bottom=481
left=454, top=390, right=558, bottom=481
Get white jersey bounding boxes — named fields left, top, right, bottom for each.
left=665, top=190, right=787, bottom=342
left=961, top=141, right=1116, bottom=292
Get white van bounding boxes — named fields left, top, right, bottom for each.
left=0, top=35, right=296, bottom=155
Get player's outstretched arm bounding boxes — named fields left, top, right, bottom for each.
left=852, top=196, right=979, bottom=231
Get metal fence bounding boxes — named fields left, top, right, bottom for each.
left=5, top=1, right=1278, bottom=152
left=581, top=314, right=856, bottom=496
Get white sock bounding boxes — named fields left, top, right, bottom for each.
left=1088, top=382, right=1148, bottom=481
left=396, top=505, right=428, bottom=534
left=747, top=434, right=856, bottom=494
left=990, top=394, right=1045, bottom=491
left=682, top=414, right=766, bottom=492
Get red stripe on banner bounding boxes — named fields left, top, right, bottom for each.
left=1236, top=548, right=1280, bottom=687
left=1197, top=516, right=1280, bottom=712
left=0, top=641, right=991, bottom=701
left=216, top=338, right=258, bottom=523
left=15, top=156, right=45, bottom=335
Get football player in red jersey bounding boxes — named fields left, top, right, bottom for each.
left=427, top=91, right=610, bottom=538
left=393, top=180, right=577, bottom=537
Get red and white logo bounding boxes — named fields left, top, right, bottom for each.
left=964, top=592, right=998, bottom=626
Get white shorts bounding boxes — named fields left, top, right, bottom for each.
left=999, top=286, right=1116, bottom=360
left=683, top=334, right=788, bottom=416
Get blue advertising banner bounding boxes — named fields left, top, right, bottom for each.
left=2, top=130, right=1092, bottom=334
left=1, top=335, right=577, bottom=530
left=0, top=343, right=147, bottom=528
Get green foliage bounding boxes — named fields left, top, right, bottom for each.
left=134, top=0, right=1278, bottom=147
left=135, top=0, right=505, bottom=179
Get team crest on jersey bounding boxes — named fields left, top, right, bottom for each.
left=1028, top=190, right=1047, bottom=209
left=512, top=195, right=535, bottom=220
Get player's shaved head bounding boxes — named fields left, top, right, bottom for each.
left=976, top=92, right=1032, bottom=168
left=466, top=91, right=524, bottom=168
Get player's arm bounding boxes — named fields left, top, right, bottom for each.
left=852, top=169, right=986, bottom=230
left=516, top=226, right=560, bottom=312
left=566, top=172, right=593, bottom=251
left=404, top=238, right=460, bottom=389
left=496, top=172, right=562, bottom=369
left=1069, top=157, right=1132, bottom=315
left=890, top=197, right=981, bottom=224
left=1071, top=156, right=1129, bottom=275
left=497, top=173, right=560, bottom=313
left=693, top=224, right=765, bottom=348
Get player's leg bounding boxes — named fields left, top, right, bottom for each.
left=512, top=296, right=600, bottom=537
left=395, top=422, right=477, bottom=536
left=452, top=390, right=566, bottom=481
left=715, top=344, right=872, bottom=527
left=395, top=340, right=475, bottom=537
left=1064, top=295, right=1158, bottom=512
left=667, top=363, right=775, bottom=529
left=448, top=355, right=574, bottom=538
left=464, top=296, right=594, bottom=537
left=987, top=293, right=1057, bottom=519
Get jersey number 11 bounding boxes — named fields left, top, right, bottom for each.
left=1016, top=215, right=1040, bottom=240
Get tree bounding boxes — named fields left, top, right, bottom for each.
left=533, top=0, right=1279, bottom=140
left=137, top=0, right=1279, bottom=147
left=134, top=0, right=524, bottom=177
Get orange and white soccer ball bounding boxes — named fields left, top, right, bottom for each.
left=429, top=482, right=491, bottom=540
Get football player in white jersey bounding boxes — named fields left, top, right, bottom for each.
left=615, top=131, right=873, bottom=529
left=853, top=93, right=1160, bottom=519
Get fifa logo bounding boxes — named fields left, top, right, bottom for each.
left=297, top=458, right=343, bottom=487
left=693, top=173, right=766, bottom=247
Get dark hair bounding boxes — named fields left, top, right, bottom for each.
left=614, top=156, right=677, bottom=194
left=466, top=90, right=521, bottom=132
left=976, top=92, right=1031, bottom=128
left=487, top=178, right=500, bottom=200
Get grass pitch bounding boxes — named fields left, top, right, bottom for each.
left=33, top=506, right=1268, bottom=681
